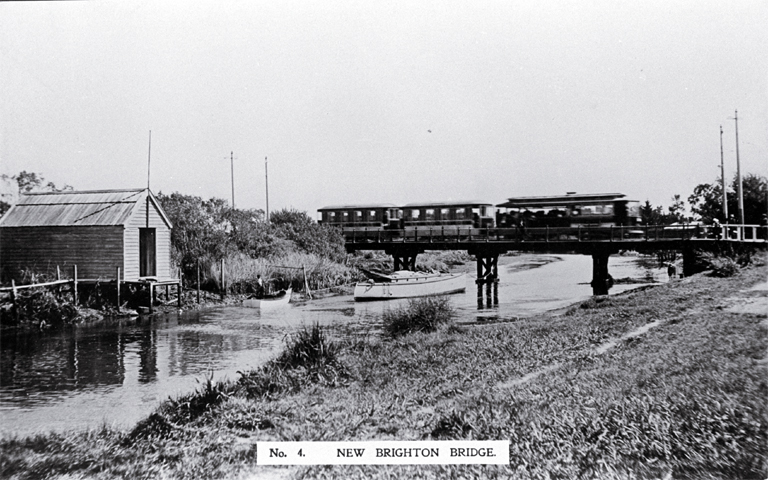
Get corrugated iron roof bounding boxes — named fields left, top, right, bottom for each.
left=0, top=189, right=162, bottom=227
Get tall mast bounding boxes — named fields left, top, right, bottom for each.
left=719, top=125, right=728, bottom=222
left=734, top=110, right=744, bottom=224
left=265, top=156, right=269, bottom=223
left=147, top=130, right=152, bottom=190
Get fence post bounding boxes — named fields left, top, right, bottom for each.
left=178, top=270, right=183, bottom=309
left=220, top=258, right=225, bottom=298
left=10, top=279, right=19, bottom=323
left=196, top=260, right=201, bottom=304
left=72, top=265, right=78, bottom=305
left=116, top=267, right=121, bottom=308
left=303, top=264, right=312, bottom=299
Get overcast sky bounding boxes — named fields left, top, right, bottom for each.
left=1, top=0, right=766, bottom=217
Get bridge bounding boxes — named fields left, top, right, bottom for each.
left=344, top=224, right=767, bottom=296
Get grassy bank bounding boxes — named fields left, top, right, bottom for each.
left=1, top=256, right=766, bottom=479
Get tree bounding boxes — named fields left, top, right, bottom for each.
left=0, top=171, right=73, bottom=217
left=688, top=173, right=767, bottom=224
left=640, top=197, right=687, bottom=226
left=640, top=200, right=663, bottom=225
left=667, top=194, right=688, bottom=223
left=1, top=171, right=72, bottom=194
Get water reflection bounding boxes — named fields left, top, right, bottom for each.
left=0, top=254, right=665, bottom=436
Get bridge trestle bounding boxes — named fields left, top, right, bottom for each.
left=475, top=254, right=499, bottom=285
left=589, top=250, right=615, bottom=296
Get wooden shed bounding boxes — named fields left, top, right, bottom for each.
left=0, top=188, right=173, bottom=283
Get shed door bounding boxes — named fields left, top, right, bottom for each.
left=139, top=228, right=156, bottom=277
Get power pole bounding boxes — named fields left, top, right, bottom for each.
left=265, top=156, right=269, bottom=223
left=230, top=151, right=235, bottom=210
left=719, top=125, right=728, bottom=222
left=734, top=110, right=744, bottom=224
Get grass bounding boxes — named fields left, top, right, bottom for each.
left=1, top=254, right=766, bottom=479
left=382, top=296, right=456, bottom=338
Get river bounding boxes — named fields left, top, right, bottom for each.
left=0, top=253, right=667, bottom=437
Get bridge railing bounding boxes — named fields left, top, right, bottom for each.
left=346, top=224, right=768, bottom=244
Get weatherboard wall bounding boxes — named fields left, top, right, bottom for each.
left=123, top=198, right=172, bottom=280
left=0, top=226, right=124, bottom=281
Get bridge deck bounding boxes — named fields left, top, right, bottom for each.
left=344, top=224, right=767, bottom=255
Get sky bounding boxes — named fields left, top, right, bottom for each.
left=1, top=0, right=766, bottom=218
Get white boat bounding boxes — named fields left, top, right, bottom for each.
left=354, top=271, right=466, bottom=301
left=243, top=288, right=292, bottom=309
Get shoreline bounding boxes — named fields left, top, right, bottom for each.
left=1, top=254, right=765, bottom=479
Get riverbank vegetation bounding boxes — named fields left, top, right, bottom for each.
left=382, top=296, right=456, bottom=338
left=2, top=253, right=765, bottom=479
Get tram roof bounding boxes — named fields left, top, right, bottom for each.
left=318, top=203, right=399, bottom=211
left=497, top=193, right=629, bottom=209
left=401, top=200, right=494, bottom=208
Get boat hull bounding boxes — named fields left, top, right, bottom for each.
left=242, top=288, right=292, bottom=309
left=353, top=273, right=466, bottom=301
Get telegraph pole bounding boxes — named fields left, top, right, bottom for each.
left=733, top=110, right=744, bottom=224
left=230, top=151, right=235, bottom=210
left=719, top=125, right=728, bottom=222
left=265, top=156, right=269, bottom=223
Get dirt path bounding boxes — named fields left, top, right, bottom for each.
left=497, top=277, right=767, bottom=389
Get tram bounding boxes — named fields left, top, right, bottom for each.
left=317, top=203, right=402, bottom=231
left=496, top=193, right=641, bottom=240
left=318, top=193, right=640, bottom=240
left=496, top=193, right=640, bottom=228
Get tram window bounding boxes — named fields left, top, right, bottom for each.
left=441, top=208, right=450, bottom=219
left=603, top=205, right=613, bottom=214
left=425, top=209, right=435, bottom=220
left=329, top=212, right=336, bottom=222
left=410, top=209, right=420, bottom=220
left=455, top=208, right=465, bottom=219
left=342, top=211, right=349, bottom=223
left=369, top=210, right=377, bottom=219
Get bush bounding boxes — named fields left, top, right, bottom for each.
left=160, top=371, right=233, bottom=423
left=700, top=252, right=740, bottom=277
left=383, top=296, right=455, bottom=338
left=13, top=288, right=78, bottom=326
left=236, top=323, right=348, bottom=399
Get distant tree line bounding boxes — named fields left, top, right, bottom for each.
left=155, top=192, right=346, bottom=275
left=641, top=172, right=767, bottom=226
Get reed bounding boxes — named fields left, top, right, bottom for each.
left=382, top=295, right=456, bottom=338
left=209, top=252, right=362, bottom=294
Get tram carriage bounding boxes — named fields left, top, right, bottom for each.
left=399, top=200, right=496, bottom=239
left=317, top=204, right=402, bottom=231
left=496, top=193, right=641, bottom=240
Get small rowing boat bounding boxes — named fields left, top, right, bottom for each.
left=354, top=271, right=466, bottom=301
left=243, top=288, right=292, bottom=309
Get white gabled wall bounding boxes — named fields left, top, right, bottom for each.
left=123, top=195, right=173, bottom=281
